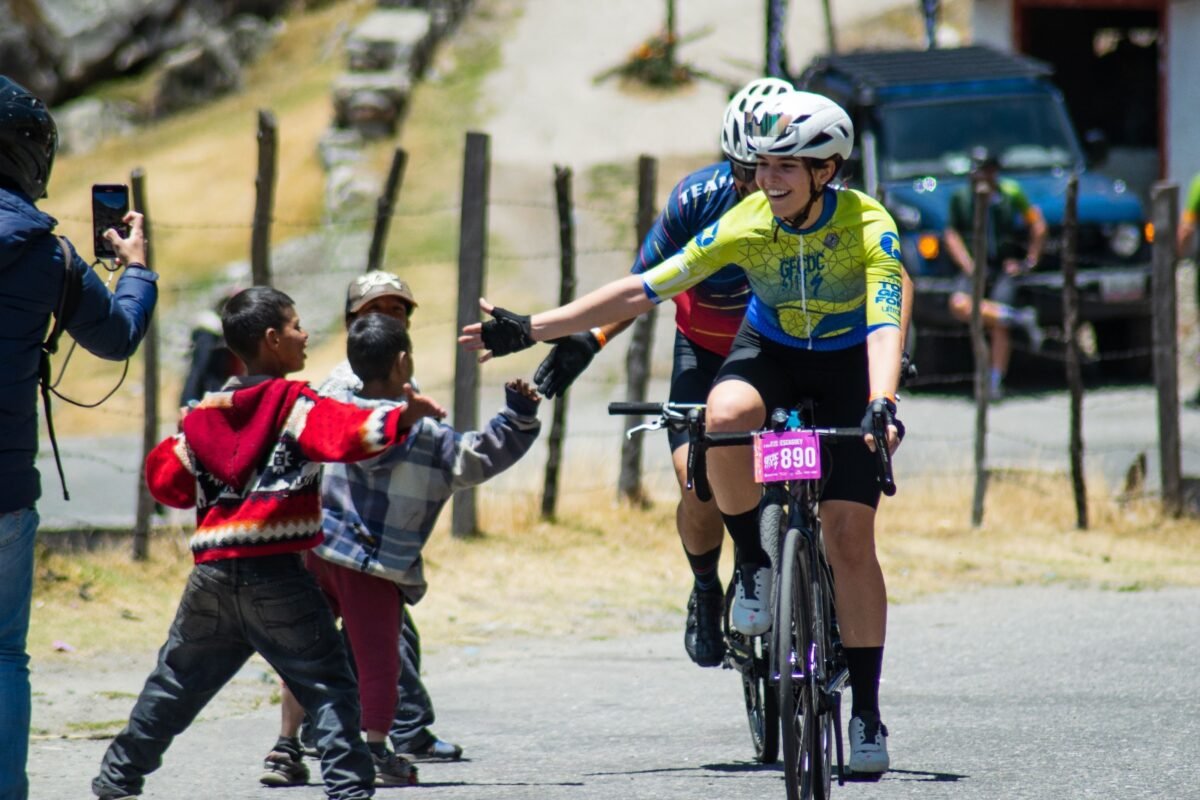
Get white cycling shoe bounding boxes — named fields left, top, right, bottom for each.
left=731, top=562, right=773, bottom=635
left=848, top=713, right=890, bottom=773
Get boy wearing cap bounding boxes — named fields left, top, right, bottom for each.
left=261, top=311, right=541, bottom=786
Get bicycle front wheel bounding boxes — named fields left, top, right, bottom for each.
left=778, top=527, right=821, bottom=800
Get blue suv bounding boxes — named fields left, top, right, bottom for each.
left=800, top=45, right=1152, bottom=380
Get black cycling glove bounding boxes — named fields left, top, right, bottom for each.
left=480, top=306, right=536, bottom=356
left=861, top=397, right=906, bottom=443
left=534, top=330, right=602, bottom=398
left=899, top=350, right=917, bottom=388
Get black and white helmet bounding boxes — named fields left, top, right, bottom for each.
left=746, top=91, right=853, bottom=162
left=721, top=77, right=793, bottom=164
left=0, top=76, right=57, bottom=199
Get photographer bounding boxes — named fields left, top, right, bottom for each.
left=0, top=75, right=157, bottom=800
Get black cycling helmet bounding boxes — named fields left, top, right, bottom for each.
left=0, top=75, right=58, bottom=199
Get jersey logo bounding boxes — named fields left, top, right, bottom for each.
left=697, top=222, right=719, bottom=247
left=880, top=232, right=901, bottom=261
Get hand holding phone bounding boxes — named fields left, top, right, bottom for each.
left=92, top=183, right=130, bottom=261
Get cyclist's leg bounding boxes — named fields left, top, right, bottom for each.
left=667, top=331, right=726, bottom=578
left=811, top=347, right=890, bottom=772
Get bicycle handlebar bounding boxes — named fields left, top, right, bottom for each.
left=606, top=402, right=897, bottom=500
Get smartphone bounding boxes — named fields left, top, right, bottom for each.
left=92, top=183, right=130, bottom=260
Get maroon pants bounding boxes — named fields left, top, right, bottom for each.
left=305, top=552, right=402, bottom=734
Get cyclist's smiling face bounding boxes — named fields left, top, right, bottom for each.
left=756, top=155, right=836, bottom=223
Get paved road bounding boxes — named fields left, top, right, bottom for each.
left=28, top=586, right=1200, bottom=799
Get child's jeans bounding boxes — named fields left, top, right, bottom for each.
left=92, top=553, right=374, bottom=800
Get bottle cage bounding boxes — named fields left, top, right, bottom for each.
left=39, top=236, right=83, bottom=500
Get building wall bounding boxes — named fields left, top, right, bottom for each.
left=974, top=0, right=1200, bottom=191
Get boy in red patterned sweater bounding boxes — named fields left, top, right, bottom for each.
left=92, top=287, right=442, bottom=800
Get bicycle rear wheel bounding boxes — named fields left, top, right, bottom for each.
left=778, top=527, right=821, bottom=800
left=725, top=580, right=779, bottom=763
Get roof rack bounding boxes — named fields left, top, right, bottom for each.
left=812, top=45, right=1052, bottom=90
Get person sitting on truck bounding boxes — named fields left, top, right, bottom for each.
left=943, top=147, right=1047, bottom=400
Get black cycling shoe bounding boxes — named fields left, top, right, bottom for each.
left=685, top=585, right=726, bottom=667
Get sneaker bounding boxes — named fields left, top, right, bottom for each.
left=848, top=712, right=890, bottom=774
left=684, top=584, right=726, bottom=667
left=373, top=750, right=419, bottom=785
left=398, top=736, right=463, bottom=762
left=1014, top=306, right=1044, bottom=352
left=731, top=562, right=773, bottom=636
left=259, top=749, right=310, bottom=787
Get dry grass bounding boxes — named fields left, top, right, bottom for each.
left=29, top=472, right=1200, bottom=663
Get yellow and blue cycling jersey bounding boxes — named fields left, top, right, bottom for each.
left=641, top=187, right=903, bottom=351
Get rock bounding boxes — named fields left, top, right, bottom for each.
left=332, top=70, right=412, bottom=139
left=346, top=8, right=432, bottom=76
left=53, top=97, right=138, bottom=156
left=153, top=30, right=243, bottom=116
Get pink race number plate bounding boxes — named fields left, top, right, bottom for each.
left=753, top=430, right=822, bottom=483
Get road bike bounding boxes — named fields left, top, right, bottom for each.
left=609, top=401, right=778, bottom=764
left=694, top=400, right=895, bottom=800
left=610, top=398, right=896, bottom=799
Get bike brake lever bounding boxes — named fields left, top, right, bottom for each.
left=624, top=418, right=665, bottom=439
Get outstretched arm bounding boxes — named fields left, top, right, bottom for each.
left=459, top=274, right=654, bottom=362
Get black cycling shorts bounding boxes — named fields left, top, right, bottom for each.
left=667, top=330, right=726, bottom=453
left=712, top=322, right=880, bottom=509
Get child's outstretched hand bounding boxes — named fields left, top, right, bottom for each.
left=398, top=384, right=447, bottom=428
left=504, top=378, right=541, bottom=417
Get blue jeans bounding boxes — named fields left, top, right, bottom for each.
left=92, top=553, right=374, bottom=800
left=0, top=507, right=37, bottom=800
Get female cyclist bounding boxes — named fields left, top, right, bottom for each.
left=459, top=91, right=903, bottom=773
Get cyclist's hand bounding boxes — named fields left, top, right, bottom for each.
left=861, top=397, right=905, bottom=455
left=534, top=331, right=601, bottom=398
left=398, top=384, right=447, bottom=429
left=459, top=299, right=535, bottom=362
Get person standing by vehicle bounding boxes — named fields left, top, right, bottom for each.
left=460, top=91, right=905, bottom=774
left=534, top=77, right=791, bottom=668
left=0, top=75, right=158, bottom=800
left=943, top=147, right=1047, bottom=399
left=1176, top=172, right=1200, bottom=409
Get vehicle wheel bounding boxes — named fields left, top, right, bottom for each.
left=1095, top=317, right=1153, bottom=383
left=779, top=528, right=818, bottom=800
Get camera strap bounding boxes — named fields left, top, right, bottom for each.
left=39, top=235, right=84, bottom=501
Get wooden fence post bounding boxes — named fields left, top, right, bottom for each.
left=367, top=148, right=409, bottom=273
left=969, top=178, right=990, bottom=527
left=452, top=132, right=490, bottom=537
left=618, top=155, right=658, bottom=504
left=1150, top=182, right=1182, bottom=517
left=541, top=165, right=575, bottom=520
left=1061, top=173, right=1087, bottom=529
left=251, top=109, right=277, bottom=287
left=131, top=168, right=158, bottom=561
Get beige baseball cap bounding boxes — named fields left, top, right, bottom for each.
left=346, top=271, right=418, bottom=314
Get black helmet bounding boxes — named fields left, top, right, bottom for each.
left=0, top=75, right=58, bottom=198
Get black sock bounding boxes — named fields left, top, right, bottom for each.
left=721, top=508, right=768, bottom=566
left=367, top=740, right=388, bottom=757
left=845, top=646, right=884, bottom=718
left=274, top=735, right=302, bottom=760
left=685, top=544, right=722, bottom=591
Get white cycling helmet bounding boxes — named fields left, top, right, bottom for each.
left=721, top=77, right=794, bottom=164
left=746, top=91, right=854, bottom=162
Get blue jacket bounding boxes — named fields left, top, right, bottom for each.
left=0, top=185, right=158, bottom=513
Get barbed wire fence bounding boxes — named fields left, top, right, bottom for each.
left=38, top=127, right=1200, bottom=549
